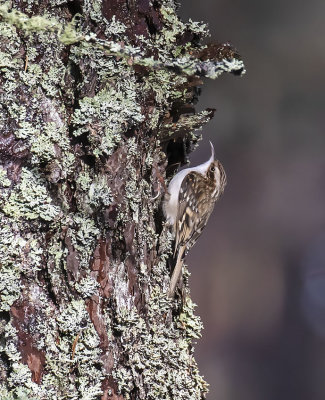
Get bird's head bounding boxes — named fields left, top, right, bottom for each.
left=205, top=142, right=227, bottom=193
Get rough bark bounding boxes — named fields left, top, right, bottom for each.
left=0, top=1, right=244, bottom=399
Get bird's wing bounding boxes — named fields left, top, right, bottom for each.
left=175, top=172, right=213, bottom=254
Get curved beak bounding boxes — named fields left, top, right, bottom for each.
left=209, top=141, right=215, bottom=162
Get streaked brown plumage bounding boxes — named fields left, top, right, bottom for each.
left=164, top=143, right=226, bottom=298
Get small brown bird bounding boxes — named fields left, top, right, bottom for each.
left=164, top=142, right=227, bottom=298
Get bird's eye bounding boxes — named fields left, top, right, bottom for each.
left=211, top=167, right=215, bottom=172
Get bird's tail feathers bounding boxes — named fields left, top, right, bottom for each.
left=168, top=246, right=185, bottom=298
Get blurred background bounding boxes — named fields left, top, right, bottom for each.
left=178, top=1, right=325, bottom=399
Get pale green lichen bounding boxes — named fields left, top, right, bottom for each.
left=68, top=214, right=100, bottom=268
left=0, top=4, right=59, bottom=33
left=0, top=166, right=11, bottom=187
left=178, top=297, right=204, bottom=340
left=51, top=302, right=104, bottom=400
left=143, top=69, right=187, bottom=106
left=125, top=169, right=142, bottom=224
left=0, top=23, right=75, bottom=180
left=72, top=84, right=144, bottom=157
left=83, top=0, right=103, bottom=23
left=0, top=221, right=45, bottom=311
left=15, top=121, right=39, bottom=140
left=0, top=385, right=37, bottom=400
left=76, top=168, right=92, bottom=192
left=159, top=5, right=186, bottom=47
left=112, top=291, right=207, bottom=400
left=187, top=18, right=209, bottom=36
left=108, top=217, right=207, bottom=400
left=0, top=49, right=20, bottom=69
left=0, top=262, right=21, bottom=312
left=40, top=63, right=66, bottom=97
left=0, top=0, right=241, bottom=397
left=3, top=168, right=61, bottom=221
left=0, top=3, right=83, bottom=45
left=0, top=2, right=245, bottom=83
left=0, top=19, right=22, bottom=57
left=104, top=15, right=127, bottom=36
left=74, top=276, right=100, bottom=298
left=76, top=169, right=112, bottom=213
left=57, top=300, right=90, bottom=334
left=87, top=176, right=112, bottom=208
left=29, top=122, right=74, bottom=170
left=3, top=323, right=20, bottom=363
left=18, top=63, right=43, bottom=86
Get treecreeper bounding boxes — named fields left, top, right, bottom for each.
left=164, top=142, right=227, bottom=297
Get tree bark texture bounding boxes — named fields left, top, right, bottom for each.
left=0, top=1, right=244, bottom=399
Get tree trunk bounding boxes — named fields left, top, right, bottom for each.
left=0, top=1, right=244, bottom=399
